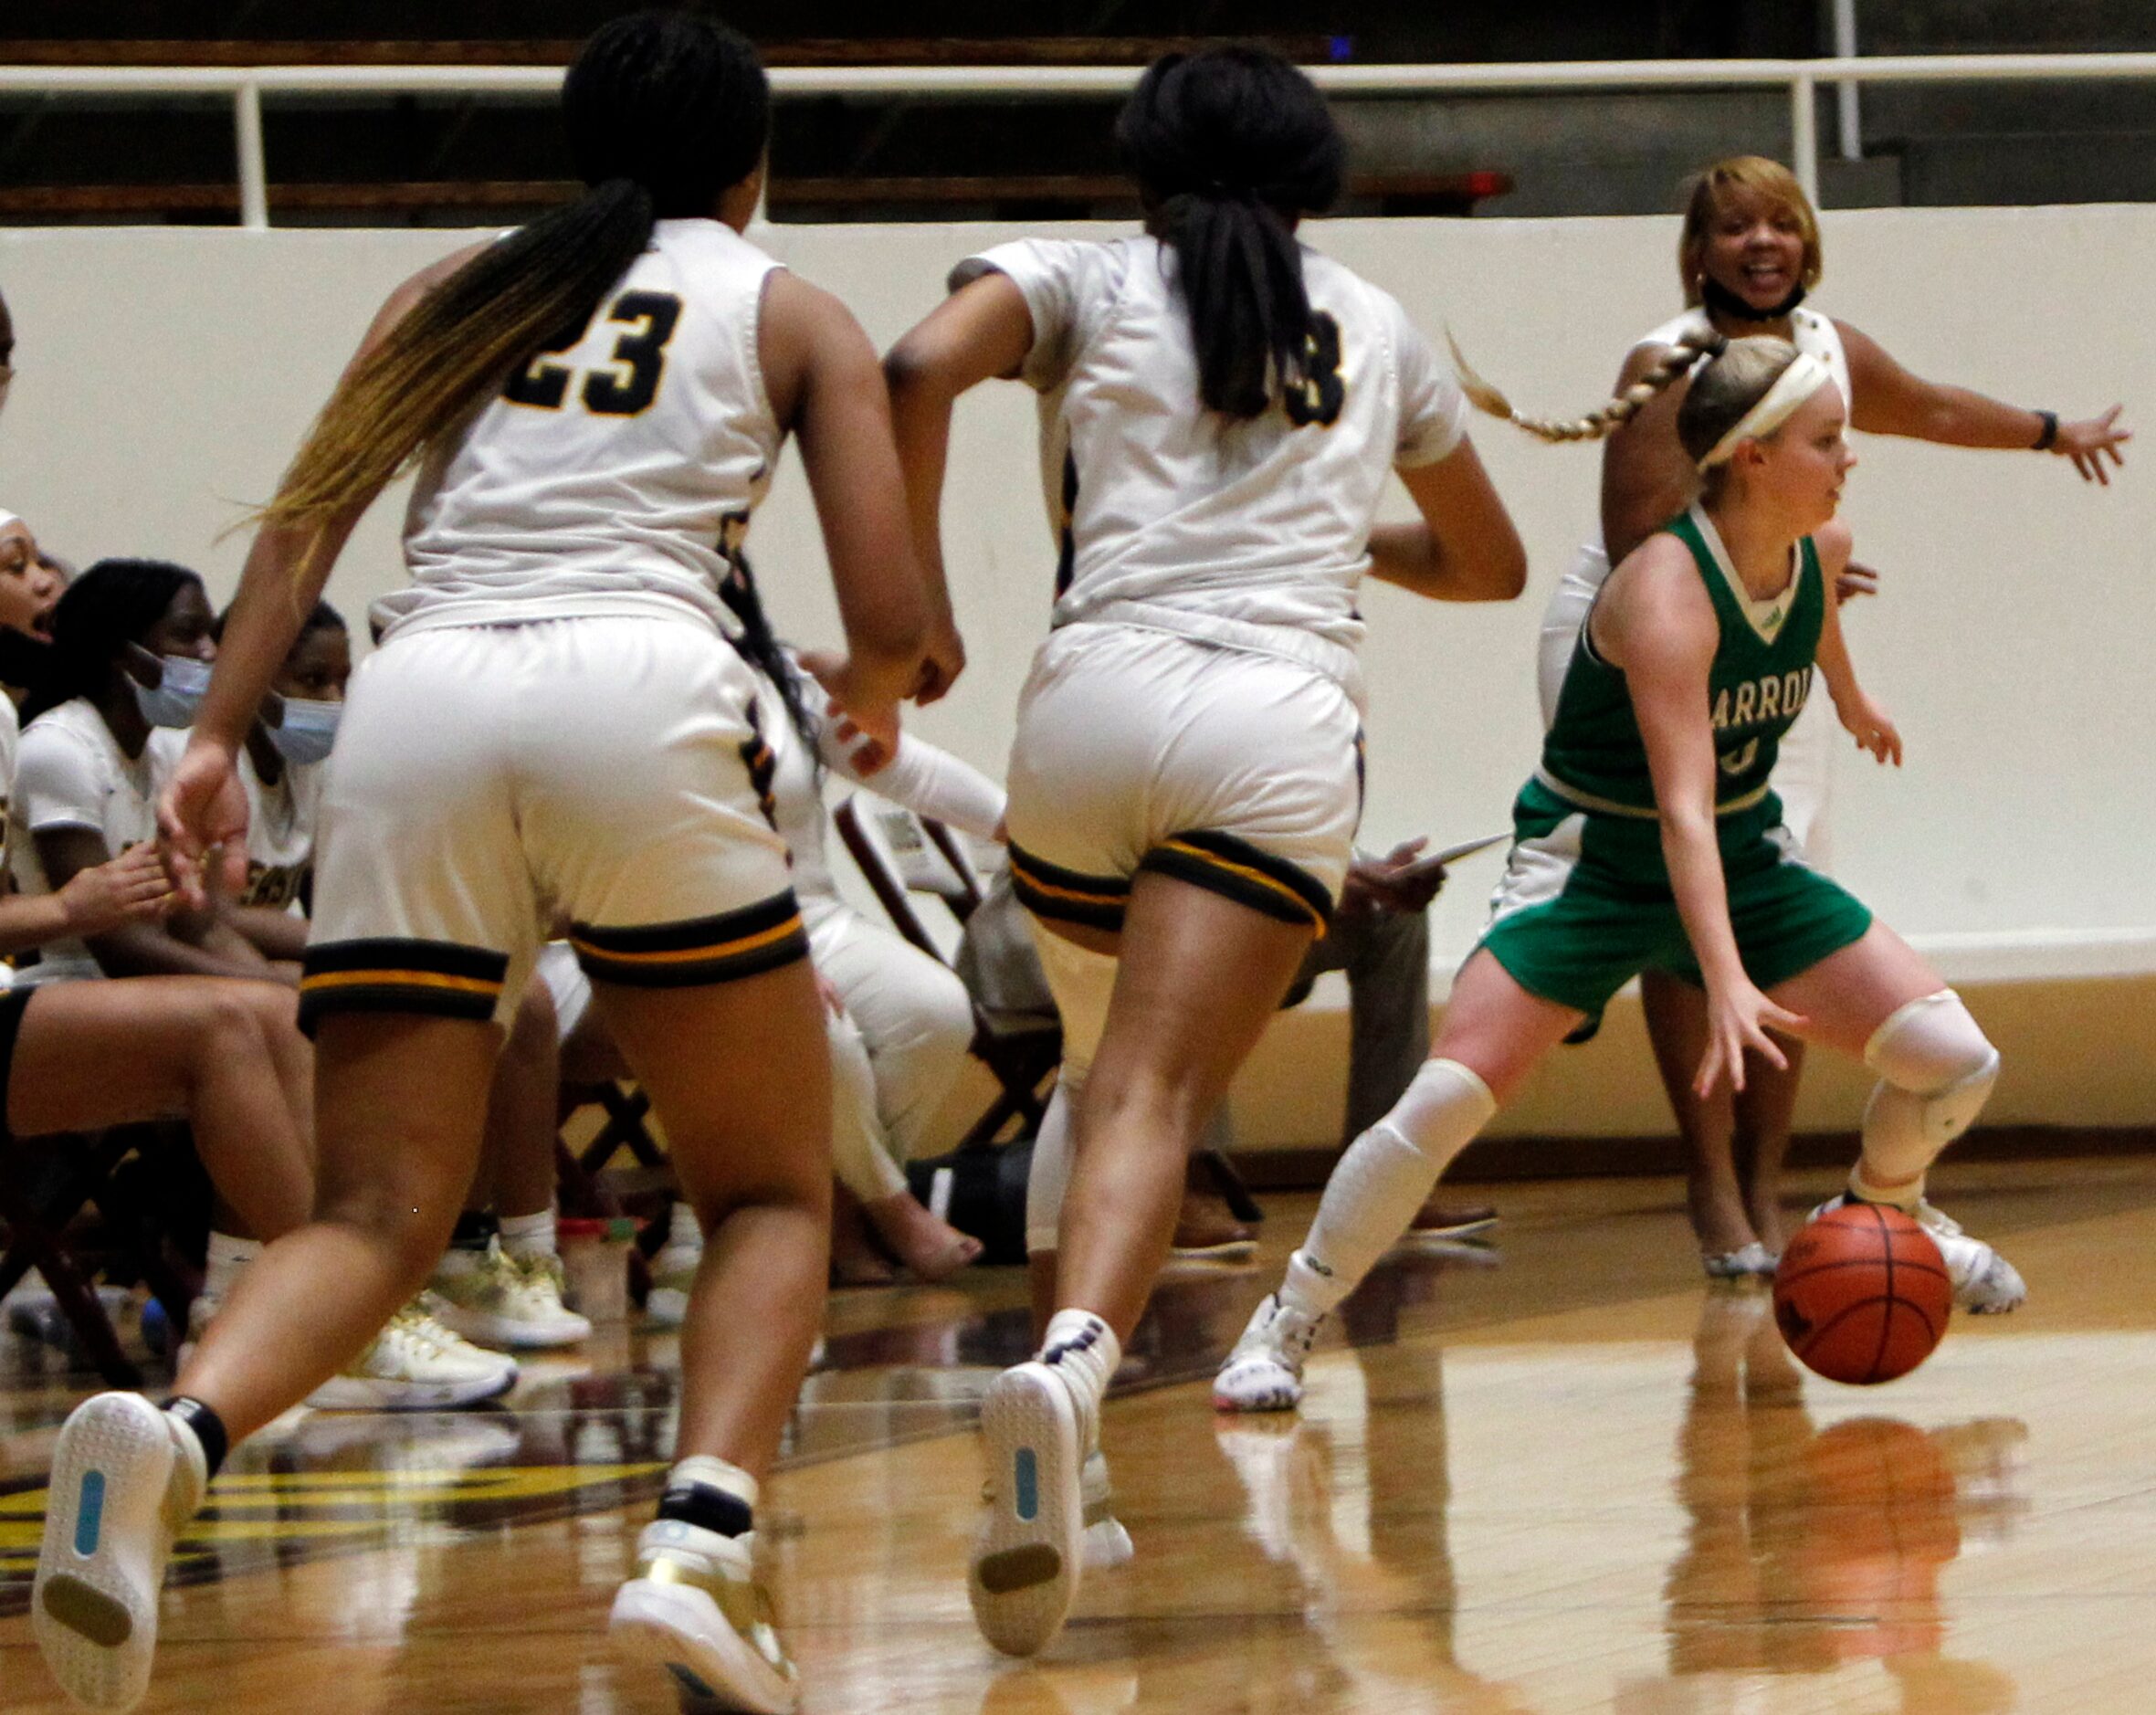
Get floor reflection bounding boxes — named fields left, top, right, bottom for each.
left=1636, top=1288, right=2027, bottom=1713
left=1206, top=1340, right=1537, bottom=1715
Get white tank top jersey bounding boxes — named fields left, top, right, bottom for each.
left=956, top=236, right=1468, bottom=669
left=375, top=218, right=785, bottom=644
left=238, top=750, right=325, bottom=912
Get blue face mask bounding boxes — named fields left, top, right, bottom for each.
left=130, top=654, right=212, bottom=730
left=266, top=697, right=342, bottom=765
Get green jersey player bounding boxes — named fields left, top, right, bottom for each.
left=1220, top=333, right=2026, bottom=1415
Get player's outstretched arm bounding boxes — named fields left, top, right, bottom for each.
left=1840, top=320, right=2130, bottom=482
left=1367, top=440, right=1527, bottom=602
left=762, top=271, right=930, bottom=741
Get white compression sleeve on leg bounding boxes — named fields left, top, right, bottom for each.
left=1024, top=927, right=1119, bottom=1257
left=1854, top=990, right=2000, bottom=1204
left=1283, top=1057, right=1497, bottom=1318
left=1026, top=1080, right=1076, bottom=1257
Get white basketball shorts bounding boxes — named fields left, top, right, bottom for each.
left=1003, top=622, right=1361, bottom=934
left=300, top=616, right=802, bottom=1032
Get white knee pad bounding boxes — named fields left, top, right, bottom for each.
left=1024, top=929, right=1119, bottom=1257
left=1860, top=990, right=2000, bottom=1182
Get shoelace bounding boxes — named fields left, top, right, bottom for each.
left=1912, top=1200, right=1966, bottom=1237
left=386, top=1307, right=458, bottom=1361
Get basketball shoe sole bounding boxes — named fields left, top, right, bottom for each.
left=34, top=1393, right=199, bottom=1712
left=970, top=1361, right=1085, bottom=1656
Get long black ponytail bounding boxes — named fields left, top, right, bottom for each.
left=259, top=12, right=769, bottom=546
left=1115, top=47, right=1346, bottom=420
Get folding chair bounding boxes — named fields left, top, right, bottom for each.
left=832, top=798, right=1061, bottom=1149
left=0, top=1123, right=205, bottom=1388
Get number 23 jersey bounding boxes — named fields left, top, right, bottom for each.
left=377, top=217, right=783, bottom=644
left=957, top=236, right=1467, bottom=657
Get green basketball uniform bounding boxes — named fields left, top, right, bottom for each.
left=1478, top=504, right=1872, bottom=1025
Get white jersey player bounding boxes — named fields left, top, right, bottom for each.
left=887, top=45, right=1525, bottom=1664
left=41, top=17, right=931, bottom=1715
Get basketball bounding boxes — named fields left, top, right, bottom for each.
left=1772, top=1204, right=1953, bottom=1384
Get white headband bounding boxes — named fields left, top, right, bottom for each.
left=1698, top=352, right=1835, bottom=469
left=0, top=511, right=19, bottom=533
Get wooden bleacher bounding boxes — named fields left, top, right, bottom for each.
left=0, top=34, right=1510, bottom=226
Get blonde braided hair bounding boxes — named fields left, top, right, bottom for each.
left=1446, top=322, right=1730, bottom=445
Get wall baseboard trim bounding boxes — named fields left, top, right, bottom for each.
left=1228, top=1125, right=2156, bottom=1191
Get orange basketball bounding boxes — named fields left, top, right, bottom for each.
left=1772, top=1203, right=1952, bottom=1384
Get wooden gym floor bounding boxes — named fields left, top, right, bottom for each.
left=2, top=1152, right=2152, bottom=1712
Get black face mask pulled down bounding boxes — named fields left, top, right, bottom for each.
left=1702, top=274, right=1807, bottom=324
left=0, top=628, right=49, bottom=692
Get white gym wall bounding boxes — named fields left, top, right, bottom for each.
left=2, top=206, right=2149, bottom=1143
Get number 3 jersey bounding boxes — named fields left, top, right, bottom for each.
left=956, top=236, right=1467, bottom=666
left=375, top=218, right=783, bottom=644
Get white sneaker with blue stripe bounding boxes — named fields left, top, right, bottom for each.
left=33, top=1392, right=205, bottom=1711
left=969, top=1360, right=1087, bottom=1656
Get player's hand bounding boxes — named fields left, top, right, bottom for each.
left=157, top=738, right=250, bottom=910
left=815, top=973, right=847, bottom=1019
left=1835, top=689, right=1902, bottom=766
left=911, top=616, right=967, bottom=706
left=1835, top=559, right=1880, bottom=605
left=1342, top=837, right=1446, bottom=916
left=1697, top=980, right=1808, bottom=1098
left=798, top=648, right=901, bottom=758
left=822, top=696, right=895, bottom=777
left=57, top=842, right=179, bottom=937
left=2056, top=405, right=2130, bottom=485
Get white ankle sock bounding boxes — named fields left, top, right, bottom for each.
left=499, top=1209, right=557, bottom=1262
left=1038, top=1309, right=1120, bottom=1418
left=202, top=1233, right=261, bottom=1303
left=1284, top=1058, right=1497, bottom=1318
left=668, top=1201, right=701, bottom=1251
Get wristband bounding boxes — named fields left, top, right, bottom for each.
left=2034, top=409, right=2058, bottom=452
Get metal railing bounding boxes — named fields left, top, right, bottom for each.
left=5, top=51, right=2156, bottom=229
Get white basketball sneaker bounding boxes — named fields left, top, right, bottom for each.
left=1212, top=1293, right=1324, bottom=1413
left=431, top=1237, right=593, bottom=1351
left=305, top=1301, right=519, bottom=1411
left=34, top=1393, right=205, bottom=1712
left=611, top=1520, right=798, bottom=1714
left=1810, top=1194, right=2027, bottom=1314
left=970, top=1360, right=1089, bottom=1656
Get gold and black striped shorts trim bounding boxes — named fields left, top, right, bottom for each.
left=1141, top=829, right=1332, bottom=930
left=1007, top=843, right=1131, bottom=933
left=299, top=937, right=510, bottom=1033
left=570, top=889, right=808, bottom=988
